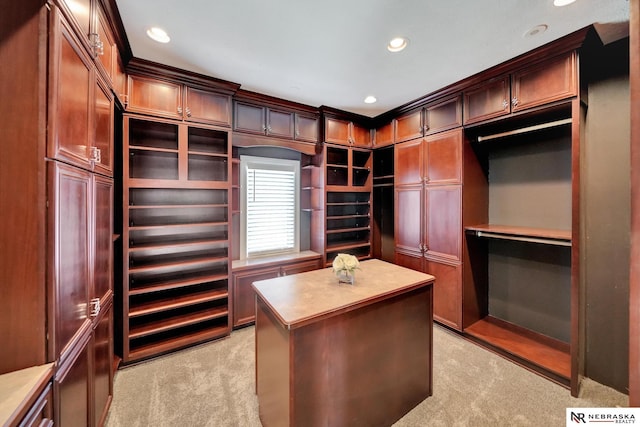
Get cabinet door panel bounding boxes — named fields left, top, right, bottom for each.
left=281, top=259, right=322, bottom=276
left=55, top=338, right=90, bottom=427
left=395, top=251, right=424, bottom=273
left=512, top=52, right=577, bottom=112
left=463, top=76, right=510, bottom=125
left=295, top=114, right=319, bottom=142
left=425, top=95, right=462, bottom=134
left=94, top=78, right=114, bottom=176
left=425, top=260, right=462, bottom=330
left=374, top=121, right=394, bottom=147
left=395, top=139, right=424, bottom=186
left=395, top=110, right=423, bottom=143
left=49, top=19, right=93, bottom=169
left=95, top=8, right=115, bottom=83
left=50, top=162, right=92, bottom=358
left=93, top=175, right=113, bottom=303
left=267, top=109, right=294, bottom=138
left=232, top=267, right=280, bottom=327
left=127, top=75, right=182, bottom=119
left=426, top=129, right=462, bottom=184
left=351, top=123, right=371, bottom=148
left=234, top=102, right=265, bottom=135
left=93, top=305, right=113, bottom=427
left=394, top=186, right=423, bottom=257
left=185, top=87, right=231, bottom=127
left=324, top=117, right=350, bottom=145
left=425, top=185, right=461, bottom=262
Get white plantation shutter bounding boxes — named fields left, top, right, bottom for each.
left=241, top=156, right=299, bottom=258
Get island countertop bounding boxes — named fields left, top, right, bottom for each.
left=252, top=258, right=434, bottom=329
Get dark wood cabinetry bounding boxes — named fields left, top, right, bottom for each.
left=463, top=52, right=577, bottom=125
left=122, top=115, right=231, bottom=363
left=234, top=101, right=294, bottom=138
left=231, top=254, right=322, bottom=328
left=394, top=128, right=463, bottom=329
left=127, top=73, right=233, bottom=127
left=395, top=95, right=462, bottom=143
left=373, top=120, right=394, bottom=147
left=324, top=116, right=371, bottom=147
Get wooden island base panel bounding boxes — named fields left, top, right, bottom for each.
left=252, top=259, right=435, bottom=427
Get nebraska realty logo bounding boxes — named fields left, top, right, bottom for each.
left=567, top=408, right=639, bottom=425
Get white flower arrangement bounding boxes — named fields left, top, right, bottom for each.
left=332, top=253, right=360, bottom=281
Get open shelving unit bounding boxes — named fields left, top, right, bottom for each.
left=324, top=143, right=372, bottom=266
left=122, top=116, right=231, bottom=363
left=462, top=106, right=577, bottom=388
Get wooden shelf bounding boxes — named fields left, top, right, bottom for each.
left=326, top=241, right=370, bottom=252
left=464, top=316, right=570, bottom=384
left=326, top=226, right=370, bottom=234
left=129, top=273, right=229, bottom=296
left=129, top=306, right=229, bottom=339
left=129, top=289, right=229, bottom=318
left=128, top=256, right=228, bottom=274
left=128, top=324, right=229, bottom=362
left=466, top=224, right=571, bottom=246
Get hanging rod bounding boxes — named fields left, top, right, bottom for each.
left=477, top=118, right=572, bottom=143
left=475, top=230, right=572, bottom=247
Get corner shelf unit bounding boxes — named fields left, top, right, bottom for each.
left=324, top=144, right=372, bottom=266
left=122, top=115, right=231, bottom=363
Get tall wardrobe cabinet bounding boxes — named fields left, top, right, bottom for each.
left=1, top=1, right=119, bottom=425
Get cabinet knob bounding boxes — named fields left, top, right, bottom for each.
left=89, top=147, right=101, bottom=164
left=177, top=106, right=183, bottom=115
left=186, top=107, right=192, bottom=117
left=511, top=97, right=519, bottom=107
left=89, top=33, right=104, bottom=57
left=267, top=125, right=272, bottom=134
left=502, top=99, right=509, bottom=109
left=423, top=125, right=429, bottom=134
left=262, top=125, right=267, bottom=134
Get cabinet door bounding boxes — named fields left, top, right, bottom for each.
left=424, top=95, right=462, bottom=135
left=267, top=108, right=294, bottom=138
left=94, top=7, right=115, bottom=83
left=234, top=101, right=266, bottom=135
left=60, top=0, right=92, bottom=45
left=394, top=109, right=423, bottom=143
left=424, top=185, right=461, bottom=262
left=232, top=267, right=280, bottom=327
left=49, top=162, right=92, bottom=359
left=395, top=251, right=424, bottom=273
left=425, top=128, right=462, bottom=184
left=281, top=259, right=322, bottom=276
left=93, top=175, right=113, bottom=304
left=394, top=185, right=424, bottom=258
left=324, top=117, right=351, bottom=145
left=93, top=78, right=114, bottom=176
left=463, top=76, right=510, bottom=125
left=49, top=15, right=93, bottom=170
left=425, top=260, right=462, bottom=330
left=295, top=114, right=319, bottom=142
left=93, top=303, right=113, bottom=427
left=350, top=123, right=371, bottom=148
left=55, top=336, right=90, bottom=427
left=127, top=74, right=182, bottom=119
left=185, top=86, right=232, bottom=127
left=511, top=52, right=577, bottom=112
left=374, top=121, right=394, bottom=148
left=395, top=138, right=424, bottom=186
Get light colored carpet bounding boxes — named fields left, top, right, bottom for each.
left=105, top=325, right=627, bottom=427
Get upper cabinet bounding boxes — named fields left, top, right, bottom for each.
left=395, top=94, right=462, bottom=143
left=324, top=116, right=371, bottom=147
left=126, top=74, right=233, bottom=127
left=295, top=113, right=319, bottom=143
left=233, top=101, right=294, bottom=138
left=463, top=52, right=577, bottom=125
left=373, top=120, right=394, bottom=148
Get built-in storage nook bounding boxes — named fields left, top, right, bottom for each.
left=463, top=111, right=575, bottom=387
left=122, top=116, right=232, bottom=363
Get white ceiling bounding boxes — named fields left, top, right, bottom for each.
left=115, top=0, right=630, bottom=118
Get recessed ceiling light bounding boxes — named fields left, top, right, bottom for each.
left=524, top=24, right=548, bottom=38
left=554, top=0, right=577, bottom=6
left=364, top=96, right=377, bottom=104
left=387, top=37, right=408, bottom=52
left=146, top=27, right=170, bottom=43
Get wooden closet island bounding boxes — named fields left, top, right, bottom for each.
left=252, top=259, right=434, bottom=427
